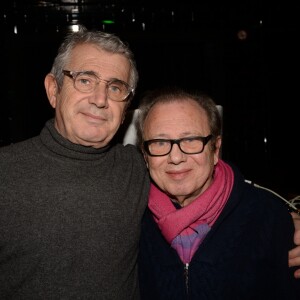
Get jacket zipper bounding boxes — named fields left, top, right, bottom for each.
left=184, top=263, right=189, bottom=294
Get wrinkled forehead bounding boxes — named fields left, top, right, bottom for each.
left=144, top=100, right=209, bottom=137
left=147, top=99, right=206, bottom=121
left=69, top=44, right=131, bottom=75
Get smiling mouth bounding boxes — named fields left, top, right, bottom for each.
left=167, top=169, right=189, bottom=174
left=166, top=170, right=190, bottom=179
left=83, top=112, right=107, bottom=122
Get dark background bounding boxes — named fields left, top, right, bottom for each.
left=1, top=1, right=299, bottom=198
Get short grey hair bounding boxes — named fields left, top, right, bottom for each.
left=50, top=25, right=138, bottom=101
left=136, top=86, right=222, bottom=151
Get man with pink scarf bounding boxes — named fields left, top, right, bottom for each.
left=136, top=87, right=300, bottom=299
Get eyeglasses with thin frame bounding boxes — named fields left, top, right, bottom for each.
left=62, top=70, right=134, bottom=102
left=143, top=134, right=213, bottom=157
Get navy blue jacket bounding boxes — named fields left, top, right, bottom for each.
left=138, top=163, right=300, bottom=300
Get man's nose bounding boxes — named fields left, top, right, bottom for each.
left=168, top=143, right=186, bottom=164
left=88, top=81, right=109, bottom=108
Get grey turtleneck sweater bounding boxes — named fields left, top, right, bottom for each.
left=0, top=119, right=150, bottom=299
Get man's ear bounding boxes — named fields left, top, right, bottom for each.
left=215, top=136, right=222, bottom=153
left=214, top=136, right=222, bottom=165
left=44, top=74, right=58, bottom=108
left=143, top=152, right=149, bottom=168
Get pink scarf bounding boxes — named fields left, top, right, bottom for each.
left=148, top=159, right=234, bottom=264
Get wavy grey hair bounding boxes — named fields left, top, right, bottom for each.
left=50, top=25, right=138, bottom=102
left=136, top=87, right=222, bottom=151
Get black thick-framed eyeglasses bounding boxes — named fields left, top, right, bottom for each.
left=143, top=134, right=213, bottom=156
left=62, top=70, right=133, bottom=102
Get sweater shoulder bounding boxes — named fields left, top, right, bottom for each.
left=244, top=180, right=289, bottom=211
left=113, top=143, right=145, bottom=165
left=0, top=137, right=39, bottom=161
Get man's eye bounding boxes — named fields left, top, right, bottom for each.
left=77, top=76, right=92, bottom=85
left=109, top=81, right=126, bottom=94
left=109, top=84, right=121, bottom=93
left=155, top=141, right=168, bottom=147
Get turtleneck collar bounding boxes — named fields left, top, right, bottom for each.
left=39, top=119, right=112, bottom=161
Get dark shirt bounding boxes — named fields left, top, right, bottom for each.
left=138, top=163, right=300, bottom=300
left=0, top=119, right=150, bottom=299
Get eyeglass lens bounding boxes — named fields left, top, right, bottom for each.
left=146, top=137, right=208, bottom=156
